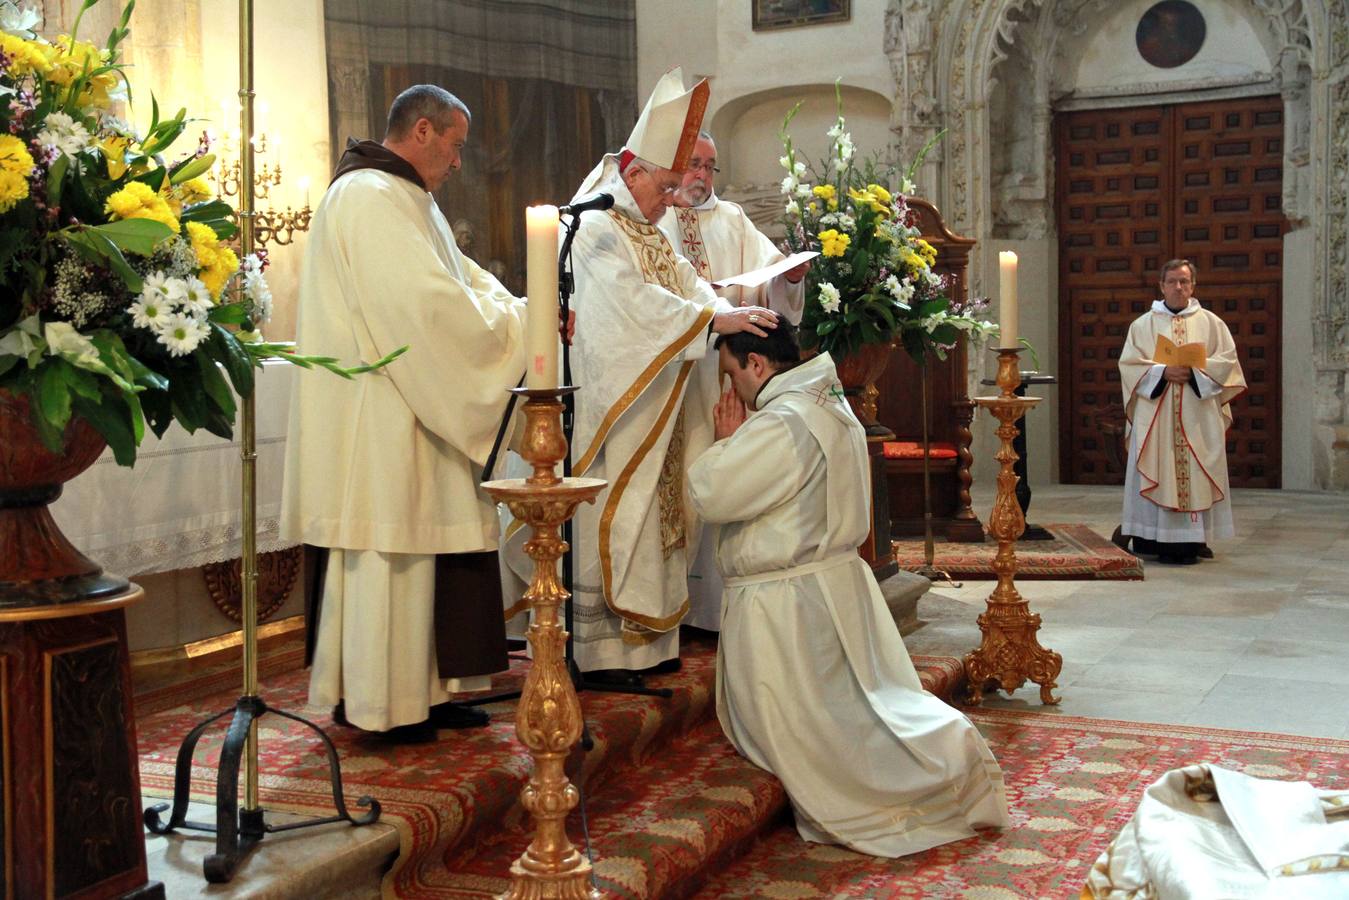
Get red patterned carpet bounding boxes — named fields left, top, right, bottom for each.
left=893, top=523, right=1144, bottom=580
left=135, top=640, right=1349, bottom=898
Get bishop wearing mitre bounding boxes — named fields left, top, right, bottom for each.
left=501, top=69, right=777, bottom=682
left=1119, top=259, right=1246, bottom=565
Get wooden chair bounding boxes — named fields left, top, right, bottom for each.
left=874, top=200, right=984, bottom=542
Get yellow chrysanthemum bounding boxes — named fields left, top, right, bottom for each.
left=0, top=34, right=52, bottom=77
left=900, top=247, right=926, bottom=275
left=187, top=221, right=239, bottom=298
left=104, top=180, right=180, bottom=234
left=164, top=177, right=212, bottom=217
left=818, top=228, right=851, bottom=258
left=915, top=238, right=938, bottom=266
left=812, top=184, right=836, bottom=201
left=0, top=135, right=34, bottom=214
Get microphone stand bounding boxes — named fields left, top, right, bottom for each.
left=467, top=208, right=672, bottom=749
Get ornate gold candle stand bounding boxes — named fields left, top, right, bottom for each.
left=483, top=387, right=605, bottom=900
left=964, top=350, right=1063, bottom=705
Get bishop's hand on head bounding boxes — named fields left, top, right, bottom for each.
left=714, top=305, right=778, bottom=338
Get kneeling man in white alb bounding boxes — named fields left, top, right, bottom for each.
left=687, top=325, right=1010, bottom=857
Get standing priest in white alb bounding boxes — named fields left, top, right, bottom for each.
left=503, top=69, right=778, bottom=684
left=658, top=129, right=808, bottom=631
left=283, top=85, right=530, bottom=742
left=688, top=325, right=1009, bottom=856
left=1118, top=259, right=1246, bottom=566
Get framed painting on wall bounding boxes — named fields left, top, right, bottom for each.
left=752, top=0, right=850, bottom=31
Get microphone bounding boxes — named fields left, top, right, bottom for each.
left=560, top=193, right=614, bottom=216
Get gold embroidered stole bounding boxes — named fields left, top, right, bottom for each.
left=1169, top=314, right=1193, bottom=510
left=605, top=212, right=688, bottom=570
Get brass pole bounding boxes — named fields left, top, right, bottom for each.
left=920, top=360, right=935, bottom=571
left=237, top=0, right=260, bottom=812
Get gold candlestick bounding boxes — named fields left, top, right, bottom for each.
left=482, top=387, right=604, bottom=900
left=964, top=349, right=1062, bottom=705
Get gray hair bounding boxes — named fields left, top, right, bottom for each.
left=385, top=85, right=471, bottom=140
left=697, top=130, right=714, bottom=144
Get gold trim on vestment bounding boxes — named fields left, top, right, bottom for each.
left=572, top=214, right=714, bottom=477
left=1169, top=315, right=1192, bottom=509
left=596, top=359, right=697, bottom=631
left=657, top=408, right=688, bottom=558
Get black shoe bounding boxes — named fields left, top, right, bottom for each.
left=427, top=702, right=490, bottom=729
left=1156, top=553, right=1199, bottom=565
left=332, top=701, right=352, bottom=728
left=643, top=657, right=682, bottom=675
left=1130, top=537, right=1159, bottom=556
left=374, top=720, right=440, bottom=743
left=1197, top=544, right=1214, bottom=559
left=585, top=668, right=646, bottom=687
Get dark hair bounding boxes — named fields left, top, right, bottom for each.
left=1160, top=258, right=1197, bottom=282
left=714, top=322, right=801, bottom=369
left=385, top=85, right=471, bottom=140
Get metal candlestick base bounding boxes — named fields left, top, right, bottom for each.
left=963, top=350, right=1063, bottom=706
left=483, top=387, right=605, bottom=900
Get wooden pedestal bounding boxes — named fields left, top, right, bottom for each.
left=0, top=587, right=163, bottom=899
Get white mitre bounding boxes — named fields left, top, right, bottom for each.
left=575, top=67, right=709, bottom=201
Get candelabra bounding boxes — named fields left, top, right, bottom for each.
left=210, top=131, right=312, bottom=247
left=482, top=386, right=605, bottom=900
left=963, top=348, right=1062, bottom=705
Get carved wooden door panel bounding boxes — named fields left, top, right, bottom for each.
left=1056, top=96, right=1283, bottom=488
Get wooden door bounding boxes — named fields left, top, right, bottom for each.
left=1056, top=96, right=1284, bottom=488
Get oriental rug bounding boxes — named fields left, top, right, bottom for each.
left=694, top=711, right=1349, bottom=899
left=892, top=523, right=1144, bottom=581
left=134, top=637, right=961, bottom=899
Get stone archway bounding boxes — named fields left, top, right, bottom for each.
left=888, top=0, right=1349, bottom=489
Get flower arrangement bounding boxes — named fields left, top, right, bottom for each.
left=778, top=82, right=997, bottom=365
left=0, top=0, right=394, bottom=465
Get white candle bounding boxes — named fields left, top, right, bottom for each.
left=998, top=251, right=1019, bottom=349
left=524, top=205, right=560, bottom=389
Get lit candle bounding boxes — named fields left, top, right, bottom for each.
left=998, top=251, right=1019, bottom=349
left=297, top=175, right=311, bottom=208
left=524, top=205, right=560, bottom=389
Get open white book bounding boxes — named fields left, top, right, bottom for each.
left=710, top=251, right=818, bottom=290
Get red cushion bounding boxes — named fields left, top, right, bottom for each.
left=883, top=441, right=958, bottom=460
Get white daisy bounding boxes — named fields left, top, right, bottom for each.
left=155, top=312, right=208, bottom=356
left=180, top=276, right=213, bottom=315
left=128, top=297, right=169, bottom=331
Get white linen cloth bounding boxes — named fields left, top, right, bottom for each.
left=688, top=353, right=1009, bottom=857
left=50, top=360, right=295, bottom=577
left=1085, top=764, right=1349, bottom=898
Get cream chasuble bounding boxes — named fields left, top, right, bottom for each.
left=502, top=157, right=729, bottom=672
left=658, top=197, right=805, bottom=630
left=688, top=354, right=1009, bottom=857
left=1119, top=299, right=1245, bottom=543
